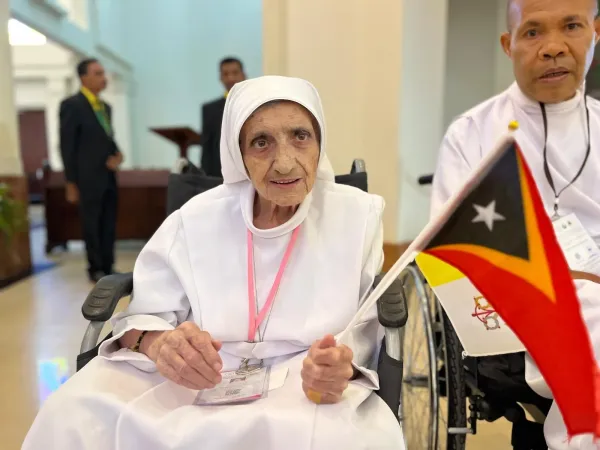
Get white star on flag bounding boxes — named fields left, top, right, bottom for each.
left=472, top=201, right=505, bottom=231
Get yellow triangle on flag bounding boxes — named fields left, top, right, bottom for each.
left=415, top=252, right=465, bottom=287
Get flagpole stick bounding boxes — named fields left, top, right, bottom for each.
left=337, top=182, right=461, bottom=344
left=336, top=243, right=422, bottom=344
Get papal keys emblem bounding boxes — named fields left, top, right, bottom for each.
left=471, top=296, right=501, bottom=331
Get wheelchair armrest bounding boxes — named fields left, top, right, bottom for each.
left=375, top=274, right=408, bottom=329
left=81, top=272, right=134, bottom=322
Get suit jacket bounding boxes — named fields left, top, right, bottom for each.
left=200, top=97, right=226, bottom=177
left=59, top=92, right=120, bottom=198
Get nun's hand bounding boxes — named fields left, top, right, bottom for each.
left=301, top=334, right=355, bottom=404
left=145, top=322, right=223, bottom=390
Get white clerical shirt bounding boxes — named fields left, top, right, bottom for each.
left=432, top=81, right=600, bottom=450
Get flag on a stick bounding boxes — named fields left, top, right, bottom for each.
left=415, top=137, right=598, bottom=437
left=338, top=132, right=599, bottom=438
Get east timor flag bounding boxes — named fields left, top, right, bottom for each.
left=419, top=137, right=599, bottom=438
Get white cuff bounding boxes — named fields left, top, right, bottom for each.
left=98, top=314, right=175, bottom=373
left=351, top=362, right=380, bottom=390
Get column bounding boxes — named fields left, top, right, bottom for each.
left=0, top=0, right=32, bottom=283
left=102, top=73, right=133, bottom=168
left=444, top=0, right=499, bottom=128
left=262, top=0, right=401, bottom=245
left=397, top=0, right=449, bottom=241
left=494, top=0, right=514, bottom=94
left=0, top=0, right=22, bottom=176
left=45, top=76, right=66, bottom=170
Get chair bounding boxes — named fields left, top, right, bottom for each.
left=76, top=159, right=407, bottom=426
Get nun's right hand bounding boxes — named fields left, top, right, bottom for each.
left=145, top=322, right=223, bottom=390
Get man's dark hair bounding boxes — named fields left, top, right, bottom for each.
left=77, top=58, right=99, bottom=77
left=220, top=57, right=244, bottom=71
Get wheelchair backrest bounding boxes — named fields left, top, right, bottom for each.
left=166, top=166, right=368, bottom=216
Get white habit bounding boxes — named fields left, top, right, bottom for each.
left=432, top=81, right=600, bottom=449
left=22, top=76, right=404, bottom=450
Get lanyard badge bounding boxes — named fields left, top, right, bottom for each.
left=246, top=226, right=300, bottom=343
left=194, top=227, right=299, bottom=406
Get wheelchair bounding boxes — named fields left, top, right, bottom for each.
left=397, top=175, right=553, bottom=450
left=75, top=162, right=553, bottom=449
left=75, top=159, right=409, bottom=443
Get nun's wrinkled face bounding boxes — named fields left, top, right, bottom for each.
left=239, top=101, right=320, bottom=207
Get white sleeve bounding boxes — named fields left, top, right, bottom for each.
left=430, top=116, right=480, bottom=217
left=97, top=211, right=192, bottom=372
left=536, top=279, right=600, bottom=449
left=344, top=195, right=385, bottom=390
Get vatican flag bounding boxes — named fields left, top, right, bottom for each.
left=415, top=252, right=525, bottom=357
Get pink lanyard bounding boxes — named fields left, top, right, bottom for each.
left=246, top=227, right=300, bottom=342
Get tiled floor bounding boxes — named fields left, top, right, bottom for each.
left=0, top=215, right=514, bottom=449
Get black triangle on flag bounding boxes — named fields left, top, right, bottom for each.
left=426, top=142, right=529, bottom=260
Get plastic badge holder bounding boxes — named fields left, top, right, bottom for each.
left=194, top=366, right=271, bottom=406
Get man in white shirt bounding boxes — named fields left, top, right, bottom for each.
left=432, top=0, right=600, bottom=448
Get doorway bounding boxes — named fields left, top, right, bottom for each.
left=18, top=109, right=48, bottom=203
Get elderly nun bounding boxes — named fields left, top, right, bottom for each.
left=23, top=76, right=405, bottom=449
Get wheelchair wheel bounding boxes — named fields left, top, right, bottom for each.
left=400, top=266, right=467, bottom=450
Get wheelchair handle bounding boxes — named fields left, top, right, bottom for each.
left=418, top=174, right=433, bottom=185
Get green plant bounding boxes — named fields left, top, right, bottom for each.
left=0, top=183, right=27, bottom=247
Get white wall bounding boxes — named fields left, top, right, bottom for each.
left=443, top=0, right=498, bottom=129
left=396, top=0, right=449, bottom=241
left=398, top=0, right=515, bottom=241
left=10, top=0, right=132, bottom=76
left=13, top=79, right=47, bottom=109
left=12, top=40, right=71, bottom=170
left=0, top=0, right=22, bottom=176
left=119, top=0, right=263, bottom=169
left=443, top=0, right=514, bottom=130
left=494, top=0, right=515, bottom=93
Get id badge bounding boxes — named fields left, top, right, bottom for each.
left=552, top=213, right=600, bottom=274
left=194, top=366, right=271, bottom=406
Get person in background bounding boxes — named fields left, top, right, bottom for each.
left=59, top=58, right=123, bottom=283
left=200, top=57, right=246, bottom=177
left=431, top=0, right=600, bottom=448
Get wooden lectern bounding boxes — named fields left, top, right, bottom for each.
left=150, top=127, right=202, bottom=159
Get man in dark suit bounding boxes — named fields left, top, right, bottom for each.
left=59, top=58, right=123, bottom=283
left=200, top=57, right=246, bottom=177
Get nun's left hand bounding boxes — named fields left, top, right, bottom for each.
left=301, top=334, right=355, bottom=404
